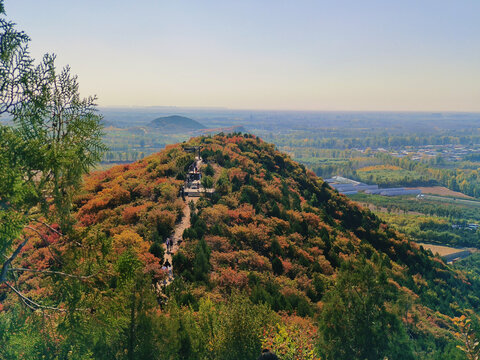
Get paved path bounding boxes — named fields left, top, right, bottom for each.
left=162, top=156, right=205, bottom=287
left=163, top=196, right=197, bottom=285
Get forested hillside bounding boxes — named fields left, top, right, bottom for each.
left=4, top=133, right=480, bottom=359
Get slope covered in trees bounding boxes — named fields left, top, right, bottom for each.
left=3, top=133, right=480, bottom=359
left=70, top=135, right=480, bottom=356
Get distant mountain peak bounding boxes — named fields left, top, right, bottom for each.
left=148, top=115, right=205, bottom=132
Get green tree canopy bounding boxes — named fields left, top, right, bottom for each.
left=318, top=257, right=414, bottom=360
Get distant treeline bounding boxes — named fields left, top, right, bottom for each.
left=351, top=193, right=480, bottom=222
left=103, top=150, right=147, bottom=162
left=264, top=133, right=480, bottom=150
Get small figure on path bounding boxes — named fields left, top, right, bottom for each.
left=167, top=237, right=174, bottom=253
left=164, top=259, right=173, bottom=280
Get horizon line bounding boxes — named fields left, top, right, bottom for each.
left=97, top=105, right=480, bottom=114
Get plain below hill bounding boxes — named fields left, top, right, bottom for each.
left=148, top=115, right=205, bottom=132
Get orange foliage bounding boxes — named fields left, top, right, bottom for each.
left=122, top=204, right=147, bottom=224
left=263, top=184, right=282, bottom=200
left=211, top=267, right=249, bottom=291
left=200, top=205, right=230, bottom=227
left=230, top=223, right=272, bottom=251
left=210, top=250, right=272, bottom=272
left=228, top=167, right=247, bottom=182
left=227, top=203, right=255, bottom=224
left=147, top=209, right=176, bottom=233
left=357, top=164, right=403, bottom=172
left=112, top=229, right=147, bottom=254
left=204, top=235, right=233, bottom=252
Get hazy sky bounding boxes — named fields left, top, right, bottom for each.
left=5, top=0, right=480, bottom=111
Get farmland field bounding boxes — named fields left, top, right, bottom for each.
left=414, top=186, right=474, bottom=199
left=417, top=243, right=471, bottom=257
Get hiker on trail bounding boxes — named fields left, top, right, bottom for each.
left=258, top=349, right=279, bottom=360
left=161, top=262, right=169, bottom=283
left=166, top=238, right=170, bottom=253
left=164, top=260, right=173, bottom=280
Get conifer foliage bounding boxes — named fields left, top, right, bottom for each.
left=0, top=0, right=104, bottom=310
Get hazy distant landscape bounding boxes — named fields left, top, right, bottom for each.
left=98, top=107, right=480, bottom=162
